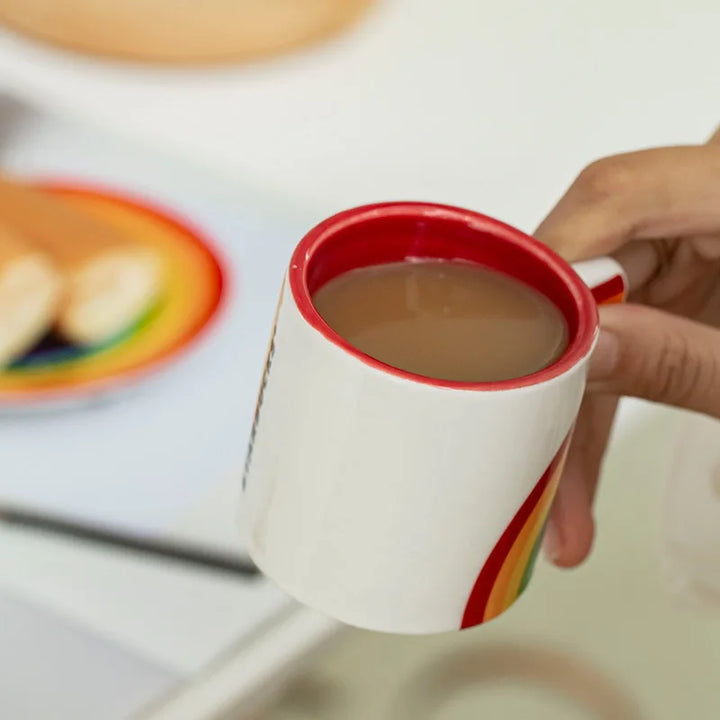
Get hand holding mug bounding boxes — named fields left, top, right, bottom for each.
left=536, top=139, right=720, bottom=568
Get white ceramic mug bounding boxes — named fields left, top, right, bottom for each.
left=243, top=202, right=626, bottom=634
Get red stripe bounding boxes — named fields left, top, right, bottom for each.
left=590, top=275, right=625, bottom=306
left=460, top=436, right=570, bottom=629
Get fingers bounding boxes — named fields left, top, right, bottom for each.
left=589, top=304, right=720, bottom=416
left=535, top=146, right=720, bottom=261
left=612, top=240, right=665, bottom=292
left=543, top=394, right=619, bottom=567
left=691, top=235, right=720, bottom=261
left=537, top=134, right=720, bottom=571
left=601, top=236, right=719, bottom=307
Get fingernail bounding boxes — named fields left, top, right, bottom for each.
left=589, top=329, right=620, bottom=381
left=542, top=521, right=562, bottom=564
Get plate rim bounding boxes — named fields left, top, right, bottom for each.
left=0, top=178, right=230, bottom=405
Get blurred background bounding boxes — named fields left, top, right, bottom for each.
left=0, top=0, right=719, bottom=718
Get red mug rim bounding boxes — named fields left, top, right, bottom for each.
left=289, top=202, right=598, bottom=391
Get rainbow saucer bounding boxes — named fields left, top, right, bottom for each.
left=0, top=183, right=226, bottom=405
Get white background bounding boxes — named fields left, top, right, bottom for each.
left=2, top=0, right=718, bottom=225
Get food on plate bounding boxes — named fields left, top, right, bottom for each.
left=0, top=177, right=161, bottom=346
left=0, top=225, right=61, bottom=366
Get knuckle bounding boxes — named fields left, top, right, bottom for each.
left=576, top=156, right=638, bottom=200
left=636, top=331, right=716, bottom=407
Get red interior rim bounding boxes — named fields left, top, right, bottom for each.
left=289, top=202, right=598, bottom=390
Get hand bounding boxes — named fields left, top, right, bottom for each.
left=534, top=138, right=720, bottom=568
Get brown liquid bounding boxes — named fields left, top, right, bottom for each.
left=312, top=260, right=568, bottom=382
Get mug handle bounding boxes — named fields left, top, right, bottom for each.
left=571, top=257, right=628, bottom=306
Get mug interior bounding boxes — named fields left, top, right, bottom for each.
left=289, top=202, right=598, bottom=390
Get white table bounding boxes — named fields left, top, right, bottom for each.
left=0, top=0, right=718, bottom=716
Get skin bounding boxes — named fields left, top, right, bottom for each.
left=534, top=133, right=720, bottom=568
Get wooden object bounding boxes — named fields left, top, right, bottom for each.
left=0, top=0, right=374, bottom=63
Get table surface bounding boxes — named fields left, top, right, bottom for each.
left=255, top=408, right=720, bottom=720
left=0, top=0, right=718, bottom=716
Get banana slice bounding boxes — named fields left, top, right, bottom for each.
left=59, top=248, right=159, bottom=345
left=0, top=178, right=161, bottom=347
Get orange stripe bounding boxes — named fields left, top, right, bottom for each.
left=483, top=444, right=565, bottom=620
left=482, top=448, right=567, bottom=621
left=461, top=434, right=573, bottom=629
left=602, top=291, right=624, bottom=305
left=483, top=482, right=553, bottom=620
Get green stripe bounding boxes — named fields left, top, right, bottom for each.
left=518, top=525, right=546, bottom=595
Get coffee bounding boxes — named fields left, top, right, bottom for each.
left=312, top=260, right=568, bottom=382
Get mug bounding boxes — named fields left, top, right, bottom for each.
left=242, top=202, right=626, bottom=634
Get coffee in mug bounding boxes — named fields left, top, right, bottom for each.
left=312, top=260, right=568, bottom=383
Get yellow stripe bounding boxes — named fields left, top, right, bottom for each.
left=483, top=448, right=568, bottom=621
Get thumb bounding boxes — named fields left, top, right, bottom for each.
left=588, top=304, right=720, bottom=417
